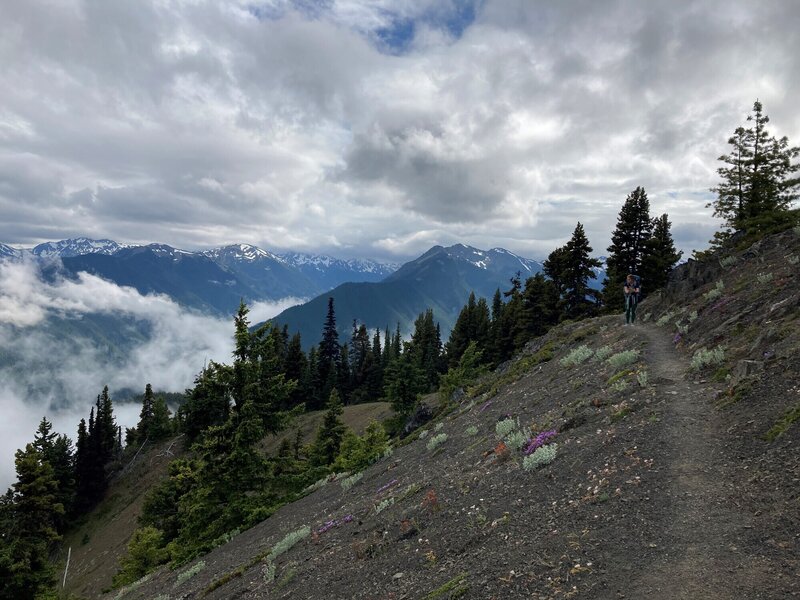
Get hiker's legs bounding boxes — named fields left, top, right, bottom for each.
left=630, top=300, right=637, bottom=324
left=624, top=297, right=632, bottom=324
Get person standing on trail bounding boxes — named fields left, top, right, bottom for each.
left=624, top=273, right=640, bottom=325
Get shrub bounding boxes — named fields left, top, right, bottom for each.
left=426, top=433, right=448, bottom=451
left=112, top=527, right=168, bottom=588
left=375, top=497, right=395, bottom=514
left=764, top=402, right=800, bottom=442
left=465, top=425, right=478, bottom=436
left=523, top=444, right=558, bottom=470
left=504, top=429, right=528, bottom=451
left=690, top=346, right=725, bottom=370
left=268, top=527, right=310, bottom=563
left=703, top=281, right=724, bottom=303
left=757, top=272, right=774, bottom=284
left=607, top=350, right=639, bottom=370
left=720, top=255, right=738, bottom=269
left=176, top=561, right=205, bottom=587
left=559, top=345, right=594, bottom=367
left=340, top=472, right=363, bottom=491
left=788, top=254, right=799, bottom=265
left=610, top=380, right=629, bottom=393
left=434, top=422, right=444, bottom=432
left=495, top=418, right=517, bottom=439
left=438, top=341, right=489, bottom=404
left=419, top=429, right=429, bottom=439
left=641, top=312, right=651, bottom=323
left=636, top=371, right=649, bottom=387
left=593, top=346, right=612, bottom=361
left=676, top=322, right=689, bottom=335
left=656, top=311, right=677, bottom=326
left=332, top=421, right=389, bottom=473
left=687, top=310, right=698, bottom=323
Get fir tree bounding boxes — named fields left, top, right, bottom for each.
left=709, top=100, right=800, bottom=240
left=0, top=444, right=63, bottom=600
left=640, top=214, right=682, bottom=292
left=149, top=396, right=172, bottom=441
left=284, top=333, right=309, bottom=409
left=548, top=223, right=601, bottom=320
left=318, top=297, right=340, bottom=402
left=137, top=383, right=156, bottom=442
left=602, top=186, right=653, bottom=309
left=310, top=390, right=346, bottom=466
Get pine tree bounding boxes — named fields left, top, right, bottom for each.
left=310, top=390, right=346, bottom=466
left=602, top=186, right=653, bottom=310
left=137, top=383, right=156, bottom=442
left=710, top=100, right=800, bottom=240
left=518, top=273, right=560, bottom=341
left=0, top=444, right=63, bottom=600
left=318, top=298, right=340, bottom=402
left=149, top=396, right=172, bottom=441
left=232, top=301, right=251, bottom=411
left=549, top=223, right=601, bottom=320
left=283, top=333, right=308, bottom=409
left=640, top=214, right=682, bottom=292
left=446, top=292, right=491, bottom=367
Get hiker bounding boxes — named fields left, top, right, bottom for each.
left=624, top=273, right=640, bottom=325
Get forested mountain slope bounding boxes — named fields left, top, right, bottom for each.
left=96, top=228, right=799, bottom=599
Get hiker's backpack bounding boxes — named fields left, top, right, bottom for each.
left=633, top=275, right=642, bottom=299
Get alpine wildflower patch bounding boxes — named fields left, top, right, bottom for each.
left=175, top=561, right=205, bottom=587
left=560, top=345, right=594, bottom=367
left=593, top=346, right=613, bottom=361
left=340, top=472, right=363, bottom=491
left=607, top=350, right=639, bottom=370
left=703, top=280, right=725, bottom=303
left=523, top=430, right=557, bottom=455
left=426, top=433, right=448, bottom=451
left=691, top=346, right=725, bottom=371
left=523, top=443, right=558, bottom=471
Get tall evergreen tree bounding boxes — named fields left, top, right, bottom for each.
left=548, top=223, right=601, bottom=320
left=710, top=100, right=800, bottom=240
left=137, top=383, right=156, bottom=441
left=640, top=214, right=682, bottom=292
left=0, top=444, right=63, bottom=600
left=310, top=390, right=346, bottom=466
left=283, top=333, right=309, bottom=409
left=318, top=298, right=340, bottom=402
left=602, top=186, right=653, bottom=310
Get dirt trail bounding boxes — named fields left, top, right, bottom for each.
left=624, top=324, right=758, bottom=599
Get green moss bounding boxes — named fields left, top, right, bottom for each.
left=764, top=403, right=800, bottom=442
left=425, top=573, right=470, bottom=599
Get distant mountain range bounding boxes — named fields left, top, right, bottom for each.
left=2, top=238, right=399, bottom=315
left=271, top=244, right=573, bottom=348
left=2, top=236, right=606, bottom=348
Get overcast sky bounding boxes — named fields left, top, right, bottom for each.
left=1, top=0, right=798, bottom=261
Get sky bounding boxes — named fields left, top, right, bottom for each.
left=1, top=0, right=799, bottom=263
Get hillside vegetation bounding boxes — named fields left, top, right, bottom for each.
left=98, top=228, right=800, bottom=599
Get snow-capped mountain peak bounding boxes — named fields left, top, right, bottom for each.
left=31, top=237, right=125, bottom=258
left=202, top=243, right=281, bottom=262
left=0, top=243, right=23, bottom=260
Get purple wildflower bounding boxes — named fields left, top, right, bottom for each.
left=673, top=332, right=682, bottom=344
left=376, top=479, right=399, bottom=495
left=479, top=400, right=493, bottom=413
left=523, top=430, right=557, bottom=455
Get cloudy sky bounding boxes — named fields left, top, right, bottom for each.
left=1, top=0, right=799, bottom=261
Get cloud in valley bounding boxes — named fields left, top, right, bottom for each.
left=0, top=0, right=798, bottom=262
left=0, top=259, right=295, bottom=489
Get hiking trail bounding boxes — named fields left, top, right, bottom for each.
left=624, top=323, right=765, bottom=599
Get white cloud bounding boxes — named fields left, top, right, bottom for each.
left=0, top=259, right=269, bottom=490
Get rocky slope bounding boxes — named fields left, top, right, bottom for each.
left=83, top=229, right=798, bottom=599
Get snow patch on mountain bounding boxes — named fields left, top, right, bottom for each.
left=31, top=238, right=125, bottom=258
left=203, top=244, right=281, bottom=263
left=278, top=252, right=398, bottom=275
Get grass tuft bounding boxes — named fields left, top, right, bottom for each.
left=764, top=402, right=800, bottom=442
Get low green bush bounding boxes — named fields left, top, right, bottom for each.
left=523, top=444, right=558, bottom=470
left=560, top=345, right=594, bottom=367
left=607, top=350, right=639, bottom=370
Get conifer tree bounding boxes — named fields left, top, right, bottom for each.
left=137, top=383, right=156, bottom=441
left=283, top=333, right=308, bottom=409
left=310, top=390, right=346, bottom=466
left=548, top=223, right=601, bottom=320
left=318, top=298, right=340, bottom=402
left=446, top=292, right=491, bottom=367
left=518, top=273, right=560, bottom=341
left=710, top=100, right=800, bottom=240
left=149, top=396, right=172, bottom=441
left=0, top=444, right=63, bottom=599
left=602, top=186, right=653, bottom=309
left=640, top=214, right=682, bottom=292
left=232, top=301, right=251, bottom=411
